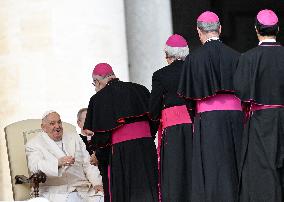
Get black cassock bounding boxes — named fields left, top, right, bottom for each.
left=234, top=41, right=284, bottom=202
left=178, top=40, right=244, bottom=202
left=84, top=78, right=158, bottom=202
left=149, top=60, right=193, bottom=202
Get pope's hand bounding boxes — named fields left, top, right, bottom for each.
left=94, top=185, right=104, bottom=193
left=58, top=156, right=75, bottom=167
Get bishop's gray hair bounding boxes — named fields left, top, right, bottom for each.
left=197, top=21, right=220, bottom=33
left=164, top=45, right=189, bottom=61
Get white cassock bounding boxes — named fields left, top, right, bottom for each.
left=25, top=132, right=104, bottom=202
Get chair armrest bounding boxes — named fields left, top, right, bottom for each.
left=15, top=171, right=47, bottom=197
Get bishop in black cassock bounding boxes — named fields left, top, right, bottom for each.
left=149, top=34, right=193, bottom=202
left=234, top=9, right=284, bottom=202
left=178, top=11, right=244, bottom=202
left=84, top=63, right=158, bottom=202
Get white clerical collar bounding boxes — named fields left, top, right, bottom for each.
left=205, top=36, right=219, bottom=43
left=258, top=38, right=276, bottom=45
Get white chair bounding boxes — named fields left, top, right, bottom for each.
left=4, top=119, right=76, bottom=201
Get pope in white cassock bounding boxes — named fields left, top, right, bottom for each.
left=25, top=110, right=104, bottom=202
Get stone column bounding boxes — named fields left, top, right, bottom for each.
left=124, top=0, right=173, bottom=90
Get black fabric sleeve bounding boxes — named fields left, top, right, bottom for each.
left=91, top=131, right=111, bottom=165
left=233, top=54, right=252, bottom=101
left=177, top=55, right=191, bottom=98
left=149, top=119, right=159, bottom=138
left=149, top=73, right=164, bottom=121
left=92, top=131, right=111, bottom=148
left=185, top=99, right=196, bottom=122
left=95, top=146, right=110, bottom=165
left=83, top=97, right=94, bottom=131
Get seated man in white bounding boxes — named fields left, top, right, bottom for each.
left=25, top=110, right=104, bottom=202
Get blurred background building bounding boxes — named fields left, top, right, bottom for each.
left=0, top=0, right=283, bottom=200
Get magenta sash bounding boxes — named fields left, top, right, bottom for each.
left=251, top=103, right=284, bottom=111
left=157, top=105, right=192, bottom=202
left=109, top=121, right=151, bottom=202
left=161, top=105, right=192, bottom=129
left=158, top=105, right=192, bottom=159
left=196, top=94, right=242, bottom=113
left=158, top=105, right=192, bottom=152
left=111, top=121, right=151, bottom=144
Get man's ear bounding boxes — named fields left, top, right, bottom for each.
left=219, top=25, right=222, bottom=35
left=255, top=26, right=259, bottom=34
left=197, top=27, right=202, bottom=38
left=197, top=27, right=201, bottom=34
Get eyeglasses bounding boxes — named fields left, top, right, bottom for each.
left=92, top=79, right=99, bottom=86
left=92, top=74, right=114, bottom=86
left=165, top=53, right=172, bottom=59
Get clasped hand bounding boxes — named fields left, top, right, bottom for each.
left=58, top=156, right=75, bottom=167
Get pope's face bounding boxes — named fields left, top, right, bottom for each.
left=41, top=112, right=63, bottom=141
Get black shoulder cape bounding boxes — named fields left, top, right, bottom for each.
left=84, top=79, right=153, bottom=132
left=234, top=42, right=284, bottom=105
left=178, top=40, right=240, bottom=100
